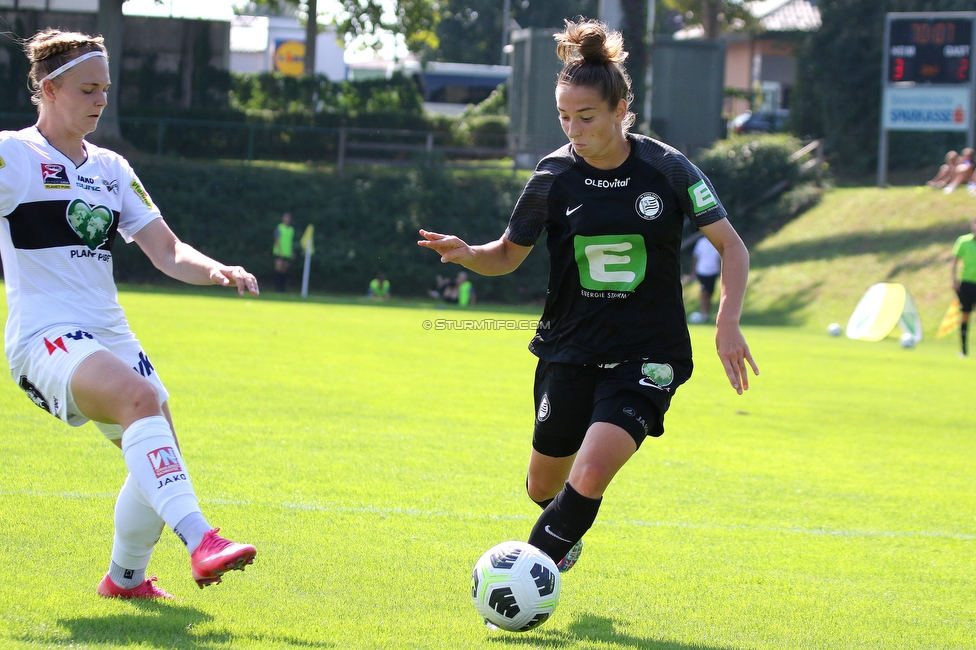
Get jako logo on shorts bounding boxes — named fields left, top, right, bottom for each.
left=148, top=447, right=183, bottom=478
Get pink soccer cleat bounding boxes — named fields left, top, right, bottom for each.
left=190, top=528, right=256, bottom=588
left=97, top=574, right=174, bottom=600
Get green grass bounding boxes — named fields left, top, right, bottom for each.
left=740, top=185, right=975, bottom=335
left=0, top=281, right=973, bottom=649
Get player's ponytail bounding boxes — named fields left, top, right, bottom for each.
left=554, top=19, right=635, bottom=132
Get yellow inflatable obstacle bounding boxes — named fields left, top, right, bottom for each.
left=846, top=282, right=922, bottom=344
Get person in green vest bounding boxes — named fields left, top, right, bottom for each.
left=951, top=215, right=976, bottom=356
left=456, top=271, right=474, bottom=307
left=367, top=272, right=390, bottom=299
left=272, top=212, right=295, bottom=292
left=441, top=271, right=475, bottom=307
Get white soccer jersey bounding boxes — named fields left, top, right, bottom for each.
left=0, top=126, right=161, bottom=369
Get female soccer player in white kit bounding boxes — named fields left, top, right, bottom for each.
left=420, top=19, right=758, bottom=575
left=0, top=30, right=258, bottom=599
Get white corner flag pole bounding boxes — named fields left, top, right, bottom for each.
left=300, top=224, right=314, bottom=298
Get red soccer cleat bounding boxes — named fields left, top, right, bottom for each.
left=97, top=574, right=174, bottom=599
left=190, top=528, right=256, bottom=588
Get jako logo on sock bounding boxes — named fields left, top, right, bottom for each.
left=148, top=447, right=183, bottom=478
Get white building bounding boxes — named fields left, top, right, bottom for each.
left=230, top=15, right=346, bottom=81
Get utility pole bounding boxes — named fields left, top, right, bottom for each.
left=501, top=0, right=511, bottom=65
left=644, top=0, right=656, bottom=130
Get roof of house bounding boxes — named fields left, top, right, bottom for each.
left=673, top=0, right=821, bottom=39
left=750, top=0, right=821, bottom=32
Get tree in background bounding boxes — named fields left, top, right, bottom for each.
left=660, top=0, right=755, bottom=39
left=427, top=0, right=598, bottom=65
left=333, top=0, right=440, bottom=57
left=93, top=0, right=125, bottom=144
left=792, top=0, right=974, bottom=174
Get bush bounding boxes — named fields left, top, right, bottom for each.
left=694, top=134, right=826, bottom=233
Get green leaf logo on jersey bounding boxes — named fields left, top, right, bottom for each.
left=574, top=234, right=646, bottom=292
left=0, top=155, right=5, bottom=169
left=688, top=180, right=717, bottom=214
left=66, top=199, right=114, bottom=250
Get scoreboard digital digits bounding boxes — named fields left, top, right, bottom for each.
left=888, top=18, right=973, bottom=84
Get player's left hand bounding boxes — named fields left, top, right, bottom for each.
left=417, top=229, right=474, bottom=265
left=213, top=266, right=260, bottom=296
left=715, top=320, right=758, bottom=395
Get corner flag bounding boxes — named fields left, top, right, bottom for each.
left=936, top=299, right=963, bottom=339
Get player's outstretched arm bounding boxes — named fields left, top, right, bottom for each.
left=132, top=218, right=260, bottom=296
left=418, top=230, right=532, bottom=277
left=699, top=219, right=759, bottom=395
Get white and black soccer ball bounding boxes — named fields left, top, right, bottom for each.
left=471, top=541, right=560, bottom=632
left=900, top=332, right=917, bottom=348
left=827, top=322, right=842, bottom=337
left=688, top=311, right=705, bottom=325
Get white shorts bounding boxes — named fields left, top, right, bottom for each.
left=10, top=325, right=169, bottom=441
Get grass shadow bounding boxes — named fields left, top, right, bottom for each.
left=750, top=223, right=964, bottom=269
left=47, top=602, right=336, bottom=649
left=742, top=281, right=823, bottom=327
left=486, top=613, right=733, bottom=649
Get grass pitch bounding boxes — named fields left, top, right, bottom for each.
left=0, top=287, right=973, bottom=649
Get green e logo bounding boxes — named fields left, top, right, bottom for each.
left=688, top=180, right=717, bottom=214
left=574, top=234, right=646, bottom=292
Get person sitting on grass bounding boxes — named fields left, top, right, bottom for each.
left=942, top=148, right=974, bottom=194
left=927, top=150, right=959, bottom=189
left=367, top=272, right=391, bottom=299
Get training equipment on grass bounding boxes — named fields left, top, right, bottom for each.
left=936, top=299, right=963, bottom=339
left=471, top=541, right=560, bottom=632
left=899, top=332, right=917, bottom=348
left=827, top=323, right=842, bottom=337
left=845, top=282, right=922, bottom=345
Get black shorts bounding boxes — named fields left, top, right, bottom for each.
left=958, top=281, right=976, bottom=312
left=532, top=358, right=692, bottom=458
left=698, top=273, right=718, bottom=294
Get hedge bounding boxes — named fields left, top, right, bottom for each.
left=112, top=158, right=549, bottom=303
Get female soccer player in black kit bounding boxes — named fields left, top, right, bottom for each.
left=419, top=18, right=758, bottom=573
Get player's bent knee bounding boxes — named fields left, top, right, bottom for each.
left=526, top=477, right=561, bottom=503
left=115, top=378, right=164, bottom=425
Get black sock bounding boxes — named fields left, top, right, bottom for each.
left=962, top=321, right=969, bottom=355
left=527, top=481, right=601, bottom=564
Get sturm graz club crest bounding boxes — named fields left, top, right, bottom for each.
left=537, top=394, right=551, bottom=422
left=635, top=192, right=663, bottom=220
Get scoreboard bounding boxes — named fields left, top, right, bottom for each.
left=878, top=13, right=976, bottom=186
left=888, top=17, right=972, bottom=85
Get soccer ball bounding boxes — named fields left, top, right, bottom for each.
left=827, top=322, right=842, bottom=337
left=900, top=332, right=917, bottom=348
left=688, top=311, right=705, bottom=324
left=471, top=541, right=560, bottom=632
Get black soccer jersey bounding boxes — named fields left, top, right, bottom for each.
left=504, top=133, right=727, bottom=365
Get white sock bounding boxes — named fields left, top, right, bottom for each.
left=121, top=415, right=203, bottom=534
left=108, top=561, right=146, bottom=590
left=108, top=473, right=165, bottom=585
left=174, top=512, right=212, bottom=553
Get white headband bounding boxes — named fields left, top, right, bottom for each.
left=40, top=50, right=106, bottom=85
